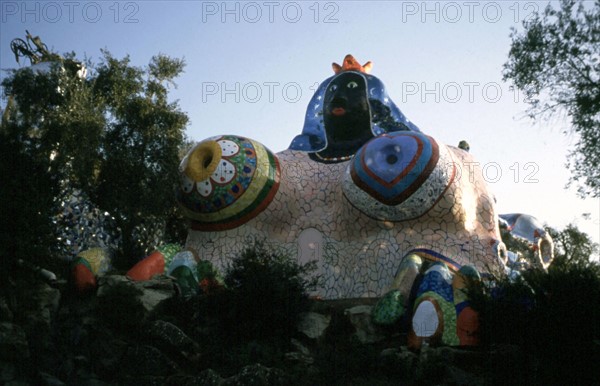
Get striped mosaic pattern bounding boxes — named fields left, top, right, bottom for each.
left=178, top=135, right=280, bottom=231
left=343, top=132, right=455, bottom=221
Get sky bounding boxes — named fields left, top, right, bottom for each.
left=1, top=0, right=599, bottom=252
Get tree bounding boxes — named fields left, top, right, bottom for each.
left=1, top=32, right=189, bottom=271
left=91, top=51, right=189, bottom=265
left=547, top=223, right=600, bottom=267
left=1, top=33, right=104, bottom=277
left=503, top=0, right=600, bottom=197
left=0, top=116, right=60, bottom=278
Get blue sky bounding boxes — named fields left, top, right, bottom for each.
left=1, top=1, right=599, bottom=250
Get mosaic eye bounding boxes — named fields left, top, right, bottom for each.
left=347, top=81, right=358, bottom=89
left=329, top=84, right=338, bottom=92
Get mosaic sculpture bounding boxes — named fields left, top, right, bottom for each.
left=499, top=213, right=554, bottom=270
left=178, top=55, right=517, bottom=301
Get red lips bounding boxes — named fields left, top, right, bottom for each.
left=332, top=107, right=346, bottom=116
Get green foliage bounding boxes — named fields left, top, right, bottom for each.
left=503, top=0, right=600, bottom=197
left=91, top=50, right=189, bottom=264
left=470, top=260, right=600, bottom=384
left=156, top=242, right=319, bottom=375
left=196, top=260, right=224, bottom=284
left=2, top=61, right=105, bottom=192
left=219, top=241, right=319, bottom=342
left=310, top=339, right=383, bottom=386
left=547, top=223, right=600, bottom=266
left=1, top=33, right=190, bottom=271
left=96, top=282, right=145, bottom=333
left=0, top=118, right=59, bottom=277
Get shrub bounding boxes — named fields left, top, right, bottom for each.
left=219, top=241, right=319, bottom=342
left=96, top=282, right=145, bottom=333
left=470, top=260, right=600, bottom=384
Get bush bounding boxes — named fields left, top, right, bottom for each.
left=157, top=242, right=319, bottom=375
left=219, top=241, right=319, bottom=342
left=470, top=260, right=600, bottom=384
left=96, top=282, right=145, bottom=333
left=0, top=120, right=60, bottom=282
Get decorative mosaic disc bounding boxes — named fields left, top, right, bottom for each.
left=178, top=135, right=280, bottom=231
left=343, top=132, right=455, bottom=221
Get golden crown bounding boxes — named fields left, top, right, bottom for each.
left=332, top=54, right=373, bottom=74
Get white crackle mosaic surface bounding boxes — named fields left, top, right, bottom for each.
left=185, top=143, right=505, bottom=299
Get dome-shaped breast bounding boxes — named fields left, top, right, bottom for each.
left=343, top=132, right=455, bottom=221
left=177, top=135, right=280, bottom=231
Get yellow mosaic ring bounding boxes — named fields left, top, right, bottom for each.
left=177, top=135, right=280, bottom=231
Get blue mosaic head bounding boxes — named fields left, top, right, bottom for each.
left=288, top=55, right=420, bottom=161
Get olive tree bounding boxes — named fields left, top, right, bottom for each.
left=1, top=32, right=189, bottom=271
left=503, top=0, right=600, bottom=197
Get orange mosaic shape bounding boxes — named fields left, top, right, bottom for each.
left=332, top=54, right=373, bottom=74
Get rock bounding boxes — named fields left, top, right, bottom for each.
left=290, top=338, right=311, bottom=356
left=297, top=312, right=331, bottom=340
left=0, top=322, right=30, bottom=360
left=97, top=274, right=176, bottom=318
left=78, top=379, right=112, bottom=386
left=138, top=277, right=177, bottom=312
left=413, top=344, right=486, bottom=384
left=284, top=351, right=314, bottom=366
left=167, top=369, right=223, bottom=386
left=121, top=375, right=167, bottom=386
left=1, top=361, right=16, bottom=382
left=485, top=344, right=527, bottom=378
left=445, top=365, right=484, bottom=386
left=224, top=364, right=288, bottom=385
left=90, top=337, right=129, bottom=378
left=344, top=305, right=384, bottom=343
left=379, top=347, right=418, bottom=377
left=192, top=369, right=224, bottom=385
left=0, top=298, right=13, bottom=322
left=15, top=284, right=61, bottom=372
left=24, top=283, right=61, bottom=330
left=37, top=371, right=66, bottom=386
left=96, top=274, right=132, bottom=296
left=120, top=345, right=178, bottom=377
left=435, top=346, right=483, bottom=368
left=145, top=320, right=200, bottom=361
left=5, top=380, right=31, bottom=386
left=379, top=347, right=401, bottom=358
left=285, top=339, right=314, bottom=368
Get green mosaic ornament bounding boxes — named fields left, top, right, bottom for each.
left=157, top=243, right=182, bottom=271
left=72, top=256, right=93, bottom=273
left=170, top=265, right=199, bottom=297
left=416, top=291, right=459, bottom=346
left=372, top=289, right=405, bottom=325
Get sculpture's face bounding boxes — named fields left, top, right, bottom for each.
left=317, top=72, right=373, bottom=159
